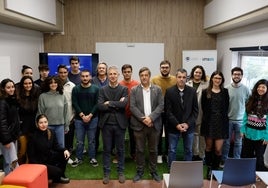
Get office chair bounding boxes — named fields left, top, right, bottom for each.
left=209, top=158, right=256, bottom=188
left=162, top=161, right=203, bottom=188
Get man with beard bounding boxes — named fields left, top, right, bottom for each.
left=151, top=60, right=176, bottom=163
left=71, top=70, right=99, bottom=168
left=221, top=67, right=250, bottom=166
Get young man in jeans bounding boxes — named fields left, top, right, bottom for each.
left=71, top=70, right=99, bottom=168
left=221, top=67, right=250, bottom=166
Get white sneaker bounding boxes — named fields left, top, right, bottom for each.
left=157, top=155, right=163, bottom=164
left=71, top=158, right=82, bottom=167
left=83, top=148, right=87, bottom=154
left=89, top=158, right=99, bottom=167
left=67, top=158, right=74, bottom=164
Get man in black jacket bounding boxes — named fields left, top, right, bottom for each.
left=165, top=68, right=198, bottom=169
left=98, top=66, right=128, bottom=185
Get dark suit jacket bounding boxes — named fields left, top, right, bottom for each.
left=130, top=84, right=164, bottom=131
left=165, top=85, right=198, bottom=134
left=97, top=84, right=128, bottom=129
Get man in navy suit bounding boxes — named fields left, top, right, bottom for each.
left=165, top=68, right=198, bottom=168
left=130, top=67, right=164, bottom=183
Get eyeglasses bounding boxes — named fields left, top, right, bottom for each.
left=232, top=73, right=242, bottom=76
left=213, top=77, right=222, bottom=80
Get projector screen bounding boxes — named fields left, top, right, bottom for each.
left=39, top=53, right=99, bottom=77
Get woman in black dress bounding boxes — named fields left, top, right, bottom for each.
left=201, top=71, right=229, bottom=179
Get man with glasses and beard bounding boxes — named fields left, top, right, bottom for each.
left=151, top=60, right=176, bottom=164
left=221, top=67, right=250, bottom=166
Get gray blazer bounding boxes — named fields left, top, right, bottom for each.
left=130, top=84, right=164, bottom=131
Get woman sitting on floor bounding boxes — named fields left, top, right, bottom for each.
left=28, top=114, right=70, bottom=184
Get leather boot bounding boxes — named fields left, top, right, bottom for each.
left=212, top=154, right=222, bottom=170
left=205, top=151, right=212, bottom=179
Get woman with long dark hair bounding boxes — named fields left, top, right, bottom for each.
left=201, top=71, right=229, bottom=179
left=186, top=65, right=208, bottom=161
left=241, top=79, right=268, bottom=171
left=0, top=78, right=20, bottom=174
left=38, top=76, right=69, bottom=148
left=17, top=76, right=40, bottom=164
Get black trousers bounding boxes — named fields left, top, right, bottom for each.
left=46, top=151, right=68, bottom=181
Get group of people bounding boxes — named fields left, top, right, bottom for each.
left=0, top=56, right=268, bottom=185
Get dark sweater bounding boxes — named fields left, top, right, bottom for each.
left=28, top=128, right=65, bottom=164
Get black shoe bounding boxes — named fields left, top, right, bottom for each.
left=133, top=172, right=143, bottom=182
left=206, top=167, right=212, bottom=180
left=151, top=172, right=161, bottom=182
left=53, top=177, right=70, bottom=184
left=192, top=155, right=203, bottom=161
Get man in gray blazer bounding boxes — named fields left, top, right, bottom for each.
left=130, top=67, right=164, bottom=183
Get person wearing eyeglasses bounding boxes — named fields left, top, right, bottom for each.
left=151, top=60, right=176, bottom=164
left=221, top=67, right=250, bottom=167
left=201, top=71, right=229, bottom=179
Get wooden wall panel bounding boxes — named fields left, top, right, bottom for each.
left=44, top=0, right=216, bottom=74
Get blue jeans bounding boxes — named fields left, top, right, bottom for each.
left=48, top=125, right=65, bottom=148
left=74, top=117, right=98, bottom=160
left=0, top=141, right=18, bottom=175
left=222, top=121, right=242, bottom=161
left=101, top=124, right=126, bottom=176
left=168, top=132, right=194, bottom=168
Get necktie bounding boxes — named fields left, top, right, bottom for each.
left=179, top=91, right=184, bottom=105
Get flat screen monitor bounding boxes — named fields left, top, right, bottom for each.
left=39, top=53, right=99, bottom=77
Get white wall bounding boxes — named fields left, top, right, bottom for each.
left=0, top=23, right=43, bottom=82
left=216, top=20, right=268, bottom=84
left=204, top=0, right=268, bottom=28
left=4, top=0, right=56, bottom=24
left=96, top=42, right=164, bottom=81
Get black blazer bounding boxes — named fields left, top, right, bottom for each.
left=165, top=85, right=198, bottom=134
left=98, top=84, right=128, bottom=129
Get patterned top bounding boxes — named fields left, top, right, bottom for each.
left=241, top=113, right=268, bottom=141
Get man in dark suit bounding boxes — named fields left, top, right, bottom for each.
left=165, top=68, right=198, bottom=169
left=130, top=67, right=164, bottom=183
left=98, top=66, right=128, bottom=185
